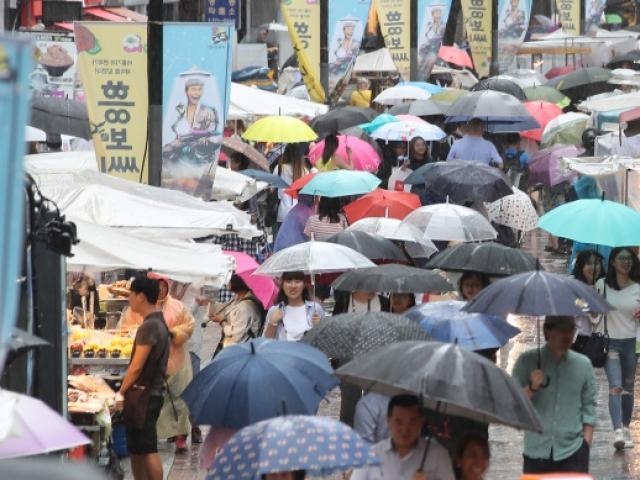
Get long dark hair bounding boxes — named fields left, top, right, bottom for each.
left=279, top=143, right=306, bottom=182
left=318, top=196, right=343, bottom=224
left=572, top=250, right=604, bottom=285
left=458, top=271, right=491, bottom=299
left=322, top=133, right=339, bottom=166
left=409, top=137, right=428, bottom=160
left=605, top=247, right=640, bottom=290
left=275, top=271, right=310, bottom=304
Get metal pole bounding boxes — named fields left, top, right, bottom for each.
left=490, top=0, right=499, bottom=76
left=320, top=0, right=329, bottom=102
left=147, top=0, right=164, bottom=186
left=410, top=0, right=418, bottom=80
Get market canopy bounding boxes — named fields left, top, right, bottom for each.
left=229, top=82, right=328, bottom=119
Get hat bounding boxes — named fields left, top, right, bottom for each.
left=544, top=315, right=576, bottom=330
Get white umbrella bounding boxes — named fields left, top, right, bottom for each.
left=485, top=187, right=538, bottom=232
left=403, top=203, right=497, bottom=242
left=346, top=217, right=438, bottom=258
left=499, top=69, right=547, bottom=88
left=374, top=85, right=431, bottom=106
left=25, top=126, right=46, bottom=142
left=369, top=120, right=446, bottom=142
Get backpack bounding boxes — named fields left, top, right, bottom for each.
left=242, top=296, right=267, bottom=338
left=503, top=149, right=524, bottom=172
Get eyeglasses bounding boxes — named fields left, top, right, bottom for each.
left=616, top=256, right=634, bottom=262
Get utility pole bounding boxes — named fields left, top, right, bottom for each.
left=490, top=0, right=499, bottom=76
left=148, top=0, right=163, bottom=186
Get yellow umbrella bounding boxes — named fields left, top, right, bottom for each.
left=430, top=88, right=469, bottom=106
left=242, top=116, right=318, bottom=143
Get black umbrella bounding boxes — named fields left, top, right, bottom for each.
left=426, top=242, right=537, bottom=276
left=9, top=328, right=50, bottom=354
left=331, top=264, right=454, bottom=293
left=404, top=160, right=512, bottom=203
left=324, top=231, right=407, bottom=262
left=240, top=168, right=289, bottom=188
left=336, top=340, right=543, bottom=432
left=471, top=77, right=527, bottom=101
left=388, top=99, right=445, bottom=117
left=607, top=50, right=640, bottom=69
left=301, top=312, right=431, bottom=363
left=546, top=67, right=614, bottom=101
left=311, top=107, right=377, bottom=138
left=30, top=96, right=91, bottom=139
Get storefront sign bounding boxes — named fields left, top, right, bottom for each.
left=417, top=0, right=452, bottom=80
left=377, top=0, right=411, bottom=80
left=204, top=0, right=239, bottom=24
left=461, top=0, right=492, bottom=77
left=30, top=32, right=79, bottom=100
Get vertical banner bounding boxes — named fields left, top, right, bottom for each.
left=556, top=0, right=581, bottom=35
left=585, top=0, right=606, bottom=35
left=30, top=32, right=78, bottom=100
left=497, top=0, right=531, bottom=72
left=0, top=35, right=31, bottom=369
left=377, top=0, right=411, bottom=80
left=205, top=0, right=240, bottom=24
left=327, top=0, right=371, bottom=95
left=461, top=0, right=492, bottom=77
left=417, top=0, right=452, bottom=80
left=75, top=23, right=148, bottom=183
left=161, top=23, right=233, bottom=197
left=282, top=0, right=322, bottom=85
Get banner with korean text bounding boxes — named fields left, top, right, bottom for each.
left=282, top=0, right=322, bottom=90
left=556, top=0, right=580, bottom=35
left=498, top=0, right=531, bottom=72
left=75, top=22, right=148, bottom=182
left=461, top=0, right=492, bottom=77
left=377, top=0, right=411, bottom=80
left=417, top=0, right=452, bottom=80
left=585, top=0, right=606, bottom=35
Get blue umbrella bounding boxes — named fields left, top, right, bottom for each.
left=182, top=339, right=338, bottom=428
left=300, top=170, right=381, bottom=197
left=240, top=168, right=290, bottom=188
left=399, top=81, right=444, bottom=95
left=405, top=300, right=520, bottom=350
left=207, top=415, right=379, bottom=479
left=358, top=113, right=398, bottom=133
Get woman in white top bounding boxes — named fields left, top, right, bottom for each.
left=275, top=143, right=309, bottom=224
left=595, top=247, right=640, bottom=450
left=263, top=271, right=324, bottom=341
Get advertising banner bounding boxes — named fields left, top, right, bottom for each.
left=556, top=0, right=581, bottom=35
left=282, top=0, right=322, bottom=82
left=417, top=0, right=452, bottom=80
left=461, top=0, right=492, bottom=77
left=585, top=0, right=606, bottom=35
left=30, top=32, right=79, bottom=100
left=205, top=0, right=240, bottom=24
left=377, top=0, right=411, bottom=80
left=498, top=0, right=531, bottom=72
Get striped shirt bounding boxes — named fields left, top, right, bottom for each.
left=303, top=214, right=348, bottom=241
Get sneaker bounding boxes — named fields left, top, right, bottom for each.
left=624, top=427, right=635, bottom=449
left=191, top=427, right=203, bottom=444
left=175, top=435, right=188, bottom=453
left=614, top=428, right=626, bottom=450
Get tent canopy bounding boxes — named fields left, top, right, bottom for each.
left=229, top=82, right=328, bottom=120
left=354, top=48, right=397, bottom=73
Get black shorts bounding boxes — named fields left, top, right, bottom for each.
left=126, top=395, right=163, bottom=455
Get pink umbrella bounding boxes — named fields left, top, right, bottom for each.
left=528, top=144, right=582, bottom=187
left=308, top=135, right=381, bottom=172
left=438, top=45, right=474, bottom=69
left=224, top=250, right=277, bottom=309
left=395, top=114, right=428, bottom=123
left=520, top=101, right=563, bottom=142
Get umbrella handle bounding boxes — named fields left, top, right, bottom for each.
left=536, top=317, right=550, bottom=389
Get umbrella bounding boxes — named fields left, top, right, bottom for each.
left=343, top=188, right=421, bottom=223
left=332, top=264, right=454, bottom=293
left=471, top=77, right=527, bottom=101
left=30, top=97, right=91, bottom=139
left=429, top=88, right=468, bottom=105
left=358, top=113, right=399, bottom=133
left=223, top=250, right=277, bottom=308
left=399, top=81, right=444, bottom=94
left=404, top=203, right=498, bottom=242
left=299, top=170, right=381, bottom=198
left=464, top=269, right=612, bottom=316
left=311, top=107, right=377, bottom=138
left=369, top=119, right=446, bottom=142
left=545, top=65, right=576, bottom=79
left=523, top=86, right=571, bottom=109
left=283, top=171, right=316, bottom=198
left=605, top=13, right=623, bottom=24
left=404, top=160, right=512, bottom=203
left=520, top=101, right=564, bottom=142
left=484, top=187, right=539, bottom=232
left=222, top=135, right=270, bottom=171
left=254, top=240, right=375, bottom=276
left=547, top=67, right=614, bottom=101
left=608, top=50, right=640, bottom=69
left=301, top=312, right=431, bottom=362
left=182, top=338, right=338, bottom=428
left=538, top=198, right=640, bottom=247
left=8, top=328, right=50, bottom=354
left=374, top=85, right=432, bottom=106
left=540, top=112, right=589, bottom=148
left=242, top=115, right=318, bottom=143
left=528, top=144, right=581, bottom=187
left=445, top=90, right=540, bottom=133
left=501, top=69, right=547, bottom=88
left=388, top=99, right=446, bottom=117
left=324, top=231, right=407, bottom=262
left=0, top=390, right=90, bottom=459
left=438, top=45, right=474, bottom=69
left=336, top=340, right=543, bottom=431
left=0, top=459, right=105, bottom=480
left=207, top=415, right=378, bottom=479
left=405, top=300, right=521, bottom=350
left=308, top=135, right=381, bottom=172
left=200, top=427, right=236, bottom=469
left=426, top=241, right=537, bottom=276
left=346, top=217, right=438, bottom=258
left=239, top=169, right=289, bottom=188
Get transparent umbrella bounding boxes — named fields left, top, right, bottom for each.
left=346, top=217, right=438, bottom=258
left=403, top=203, right=497, bottom=242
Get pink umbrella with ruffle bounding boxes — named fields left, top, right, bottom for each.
left=308, top=135, right=381, bottom=172
left=223, top=251, right=277, bottom=309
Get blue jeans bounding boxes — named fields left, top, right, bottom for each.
left=604, top=338, right=637, bottom=429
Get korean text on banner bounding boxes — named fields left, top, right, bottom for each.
left=282, top=0, right=321, bottom=81
left=0, top=35, right=31, bottom=369
left=417, top=0, right=452, bottom=80
left=205, top=0, right=240, bottom=24
left=498, top=0, right=531, bottom=72
left=461, top=0, right=492, bottom=77
left=556, top=0, right=580, bottom=35
left=281, top=3, right=326, bottom=103
left=75, top=22, right=148, bottom=183
left=161, top=23, right=233, bottom=198
left=377, top=0, right=411, bottom=81
left=585, top=0, right=606, bottom=35
left=328, top=0, right=371, bottom=96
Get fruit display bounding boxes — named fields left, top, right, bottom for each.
left=68, top=327, right=134, bottom=360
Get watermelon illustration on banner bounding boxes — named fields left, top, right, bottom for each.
left=497, top=0, right=531, bottom=72
left=461, top=0, right=492, bottom=77
left=417, top=0, right=452, bottom=80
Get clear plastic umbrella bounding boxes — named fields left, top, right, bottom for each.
left=485, top=187, right=539, bottom=232
left=346, top=217, right=438, bottom=258
left=403, top=203, right=497, bottom=242
left=373, top=85, right=431, bottom=106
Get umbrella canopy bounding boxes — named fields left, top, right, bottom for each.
left=607, top=50, right=640, bottom=69
left=545, top=65, right=576, bottom=80
left=502, top=69, right=547, bottom=88
left=8, top=328, right=50, bottom=355
left=0, top=459, right=105, bottom=480
left=343, top=189, right=421, bottom=223
left=405, top=300, right=521, bottom=350
left=324, top=231, right=407, bottom=262
left=222, top=135, right=270, bottom=171
left=429, top=88, right=469, bottom=105
left=540, top=112, right=589, bottom=148
left=399, top=81, right=444, bottom=94
left=311, top=107, right=377, bottom=138
left=538, top=198, right=640, bottom=247
left=358, top=113, right=399, bottom=133
left=547, top=67, right=614, bottom=101
left=346, top=217, right=438, bottom=258
left=604, top=13, right=623, bottom=24
left=30, top=97, right=91, bottom=139
left=239, top=169, right=289, bottom=188
left=485, top=187, right=539, bottom=232
left=242, top=115, right=318, bottom=143
left=299, top=170, right=381, bottom=197
left=523, top=86, right=571, bottom=109
left=528, top=144, right=581, bottom=187
left=301, top=312, right=431, bottom=362
left=336, top=341, right=543, bottom=431
left=369, top=119, right=446, bottom=142
left=332, top=263, right=454, bottom=293
left=283, top=172, right=316, bottom=198
left=438, top=45, right=474, bottom=69
left=182, top=339, right=338, bottom=428
left=404, top=203, right=498, bottom=242
left=254, top=240, right=375, bottom=276
left=520, top=101, right=564, bottom=141
left=465, top=270, right=613, bottom=316
left=404, top=161, right=512, bottom=203
left=374, top=85, right=432, bottom=106
left=308, top=135, right=381, bottom=172
left=388, top=99, right=446, bottom=117
left=426, top=241, right=537, bottom=276
left=208, top=415, right=378, bottom=479
left=223, top=251, right=277, bottom=308
left=471, top=77, right=527, bottom=101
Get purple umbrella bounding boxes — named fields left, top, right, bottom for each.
left=528, top=144, right=582, bottom=187
left=0, top=390, right=90, bottom=459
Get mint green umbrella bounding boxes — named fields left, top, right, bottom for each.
left=358, top=113, right=398, bottom=134
left=605, top=13, right=623, bottom=25
left=300, top=170, right=381, bottom=198
left=538, top=198, right=640, bottom=247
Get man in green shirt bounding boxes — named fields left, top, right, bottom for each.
left=512, top=315, right=597, bottom=474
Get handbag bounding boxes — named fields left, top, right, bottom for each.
left=580, top=285, right=609, bottom=368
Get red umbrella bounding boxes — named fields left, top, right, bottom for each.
left=343, top=188, right=421, bottom=223
left=283, top=172, right=316, bottom=198
left=520, top=101, right=564, bottom=142
left=438, top=45, right=474, bottom=69
left=545, top=65, right=576, bottom=79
